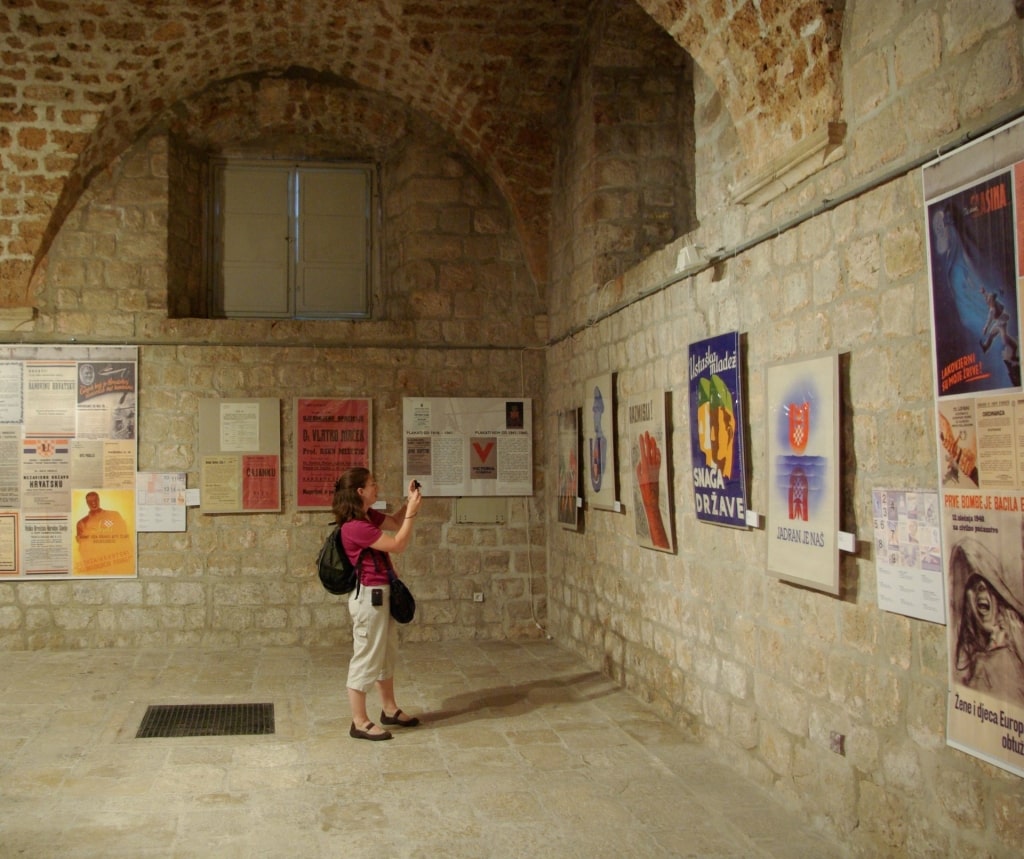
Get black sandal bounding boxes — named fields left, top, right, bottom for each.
left=349, top=721, right=393, bottom=741
left=380, top=709, right=420, bottom=728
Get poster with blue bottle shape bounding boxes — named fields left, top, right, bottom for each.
left=583, top=373, right=618, bottom=510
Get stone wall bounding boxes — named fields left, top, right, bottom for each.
left=545, top=4, right=1024, bottom=858
left=549, top=0, right=696, bottom=305
left=2, top=2, right=1024, bottom=856
left=0, top=125, right=548, bottom=650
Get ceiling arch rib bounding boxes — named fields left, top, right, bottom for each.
left=32, top=0, right=598, bottom=296
left=5, top=0, right=843, bottom=306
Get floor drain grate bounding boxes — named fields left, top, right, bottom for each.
left=136, top=703, right=275, bottom=738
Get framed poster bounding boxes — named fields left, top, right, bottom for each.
left=402, top=397, right=532, bottom=497
left=294, top=398, right=371, bottom=510
left=627, top=390, right=673, bottom=552
left=583, top=374, right=618, bottom=510
left=927, top=173, right=1019, bottom=397
left=556, top=408, right=580, bottom=529
left=923, top=116, right=1024, bottom=778
left=198, top=398, right=281, bottom=513
left=871, top=487, right=945, bottom=624
left=71, top=487, right=135, bottom=575
left=688, top=332, right=748, bottom=528
left=765, top=352, right=840, bottom=594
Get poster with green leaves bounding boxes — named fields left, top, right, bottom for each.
left=688, top=332, right=748, bottom=528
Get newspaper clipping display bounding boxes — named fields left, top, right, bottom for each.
left=402, top=398, right=532, bottom=497
left=0, top=346, right=138, bottom=580
left=923, top=117, right=1024, bottom=777
left=871, top=488, right=945, bottom=624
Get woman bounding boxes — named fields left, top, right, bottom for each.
left=951, top=538, right=1024, bottom=707
left=332, top=468, right=422, bottom=741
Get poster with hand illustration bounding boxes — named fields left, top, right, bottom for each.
left=688, top=332, right=748, bottom=528
left=923, top=117, right=1024, bottom=778
left=627, top=391, right=673, bottom=552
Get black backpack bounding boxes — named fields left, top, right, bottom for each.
left=316, top=525, right=363, bottom=595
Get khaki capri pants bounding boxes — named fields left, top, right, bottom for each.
left=346, top=583, right=398, bottom=692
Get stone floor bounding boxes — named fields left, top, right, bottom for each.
left=0, top=639, right=846, bottom=858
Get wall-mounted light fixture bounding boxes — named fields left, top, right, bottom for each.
left=675, top=244, right=705, bottom=273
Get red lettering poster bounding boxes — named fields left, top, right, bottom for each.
left=295, top=398, right=371, bottom=509
left=242, top=454, right=280, bottom=511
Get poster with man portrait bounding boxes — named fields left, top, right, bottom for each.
left=71, top=487, right=135, bottom=576
left=627, top=391, right=673, bottom=552
left=688, top=332, right=748, bottom=528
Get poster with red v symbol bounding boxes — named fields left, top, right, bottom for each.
left=470, top=436, right=497, bottom=479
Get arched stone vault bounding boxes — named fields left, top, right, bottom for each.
left=638, top=0, right=845, bottom=172
left=0, top=0, right=844, bottom=307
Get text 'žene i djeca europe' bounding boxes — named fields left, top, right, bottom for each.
left=954, top=693, right=1024, bottom=757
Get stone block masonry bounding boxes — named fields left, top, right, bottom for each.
left=0, top=119, right=547, bottom=650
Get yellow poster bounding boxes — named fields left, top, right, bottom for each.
left=71, top=488, right=136, bottom=576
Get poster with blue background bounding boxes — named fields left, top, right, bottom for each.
left=688, top=332, right=748, bottom=528
left=927, top=171, right=1020, bottom=397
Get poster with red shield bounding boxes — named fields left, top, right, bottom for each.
left=765, top=352, right=840, bottom=594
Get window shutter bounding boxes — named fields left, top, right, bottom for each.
left=219, top=165, right=292, bottom=317
left=296, top=166, right=370, bottom=318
